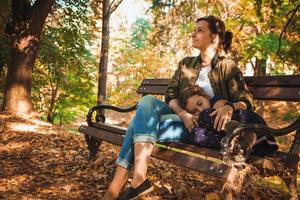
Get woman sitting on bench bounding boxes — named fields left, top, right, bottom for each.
left=103, top=15, right=258, bottom=200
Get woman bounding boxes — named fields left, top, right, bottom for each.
left=102, top=15, right=254, bottom=200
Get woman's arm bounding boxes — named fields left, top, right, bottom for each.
left=232, top=101, right=247, bottom=110
left=227, top=69, right=255, bottom=110
left=210, top=100, right=247, bottom=131
left=213, top=99, right=247, bottom=110
left=210, top=59, right=254, bottom=131
left=165, top=58, right=198, bottom=132
left=168, top=99, right=197, bottom=132
left=210, top=90, right=249, bottom=131
left=165, top=60, right=182, bottom=105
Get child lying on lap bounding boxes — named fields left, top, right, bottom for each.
left=179, top=85, right=278, bottom=156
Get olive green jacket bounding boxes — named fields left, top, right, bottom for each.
left=165, top=53, right=255, bottom=110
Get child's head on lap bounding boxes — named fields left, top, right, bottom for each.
left=179, top=85, right=211, bottom=116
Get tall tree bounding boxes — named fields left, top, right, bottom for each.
left=0, top=0, right=11, bottom=75
left=32, top=0, right=97, bottom=124
left=2, top=0, right=55, bottom=115
left=97, top=0, right=123, bottom=105
left=0, top=0, right=11, bottom=101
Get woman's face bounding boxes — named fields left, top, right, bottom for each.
left=185, top=95, right=211, bottom=116
left=192, top=20, right=216, bottom=50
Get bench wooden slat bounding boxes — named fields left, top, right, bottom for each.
left=81, top=124, right=223, bottom=159
left=244, top=75, right=300, bottom=87
left=137, top=85, right=168, bottom=95
left=141, top=79, right=171, bottom=85
left=79, top=125, right=125, bottom=145
left=140, top=76, right=300, bottom=87
left=137, top=85, right=300, bottom=101
left=83, top=123, right=296, bottom=163
left=151, top=147, right=238, bottom=184
left=164, top=142, right=223, bottom=159
left=79, top=125, right=294, bottom=174
left=94, top=123, right=127, bottom=135
left=79, top=125, right=238, bottom=183
left=248, top=87, right=300, bottom=101
left=137, top=76, right=300, bottom=101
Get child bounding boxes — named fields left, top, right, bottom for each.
left=179, top=85, right=278, bottom=156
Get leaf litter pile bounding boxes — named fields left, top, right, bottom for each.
left=0, top=104, right=298, bottom=199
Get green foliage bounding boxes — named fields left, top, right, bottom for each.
left=282, top=111, right=297, bottom=122
left=32, top=0, right=97, bottom=124
left=216, top=0, right=300, bottom=73
left=107, top=16, right=176, bottom=106
left=147, top=0, right=299, bottom=74
left=150, top=0, right=174, bottom=10
left=179, top=21, right=195, bottom=35
left=108, top=44, right=170, bottom=106
left=248, top=33, right=288, bottom=60
left=131, top=18, right=152, bottom=48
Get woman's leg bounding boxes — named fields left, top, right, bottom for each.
left=102, top=120, right=135, bottom=200
left=102, top=165, right=129, bottom=200
left=104, top=95, right=173, bottom=199
left=129, top=95, right=174, bottom=187
left=157, top=114, right=189, bottom=143
left=131, top=142, right=154, bottom=187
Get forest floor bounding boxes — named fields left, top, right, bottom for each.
left=0, top=101, right=299, bottom=200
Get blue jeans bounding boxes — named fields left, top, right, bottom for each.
left=116, top=95, right=189, bottom=170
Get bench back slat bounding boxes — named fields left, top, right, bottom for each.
left=247, top=87, right=299, bottom=101
left=137, top=75, right=300, bottom=102
left=244, top=75, right=300, bottom=87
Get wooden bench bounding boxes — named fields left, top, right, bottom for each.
left=78, top=75, right=300, bottom=199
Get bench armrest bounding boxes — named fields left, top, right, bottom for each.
left=220, top=116, right=300, bottom=162
left=222, top=116, right=300, bottom=142
left=86, top=103, right=138, bottom=126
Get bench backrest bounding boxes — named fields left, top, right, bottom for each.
left=137, top=75, right=300, bottom=102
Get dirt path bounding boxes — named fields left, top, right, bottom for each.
left=0, top=108, right=298, bottom=199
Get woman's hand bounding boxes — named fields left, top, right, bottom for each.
left=209, top=105, right=233, bottom=131
left=178, top=110, right=198, bottom=132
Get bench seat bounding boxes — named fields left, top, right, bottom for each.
left=79, top=75, right=300, bottom=199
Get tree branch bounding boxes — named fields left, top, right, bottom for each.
left=108, top=0, right=115, bottom=14
left=109, top=0, right=123, bottom=14
left=30, top=0, right=55, bottom=35
left=249, top=58, right=255, bottom=70
left=277, top=4, right=299, bottom=56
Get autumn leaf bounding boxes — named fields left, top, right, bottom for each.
left=205, top=192, right=220, bottom=200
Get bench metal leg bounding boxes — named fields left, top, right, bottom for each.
left=281, top=167, right=298, bottom=200
left=283, top=128, right=300, bottom=200
left=84, top=135, right=102, bottom=160
left=220, top=164, right=252, bottom=200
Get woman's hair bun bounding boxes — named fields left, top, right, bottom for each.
left=223, top=31, right=233, bottom=52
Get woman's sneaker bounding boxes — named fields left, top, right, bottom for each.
left=118, top=179, right=153, bottom=200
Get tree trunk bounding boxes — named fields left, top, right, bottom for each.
left=2, top=0, right=54, bottom=115
left=254, top=57, right=266, bottom=76
left=0, top=62, right=5, bottom=75
left=46, top=85, right=58, bottom=123
left=97, top=0, right=110, bottom=105
left=254, top=57, right=267, bottom=116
